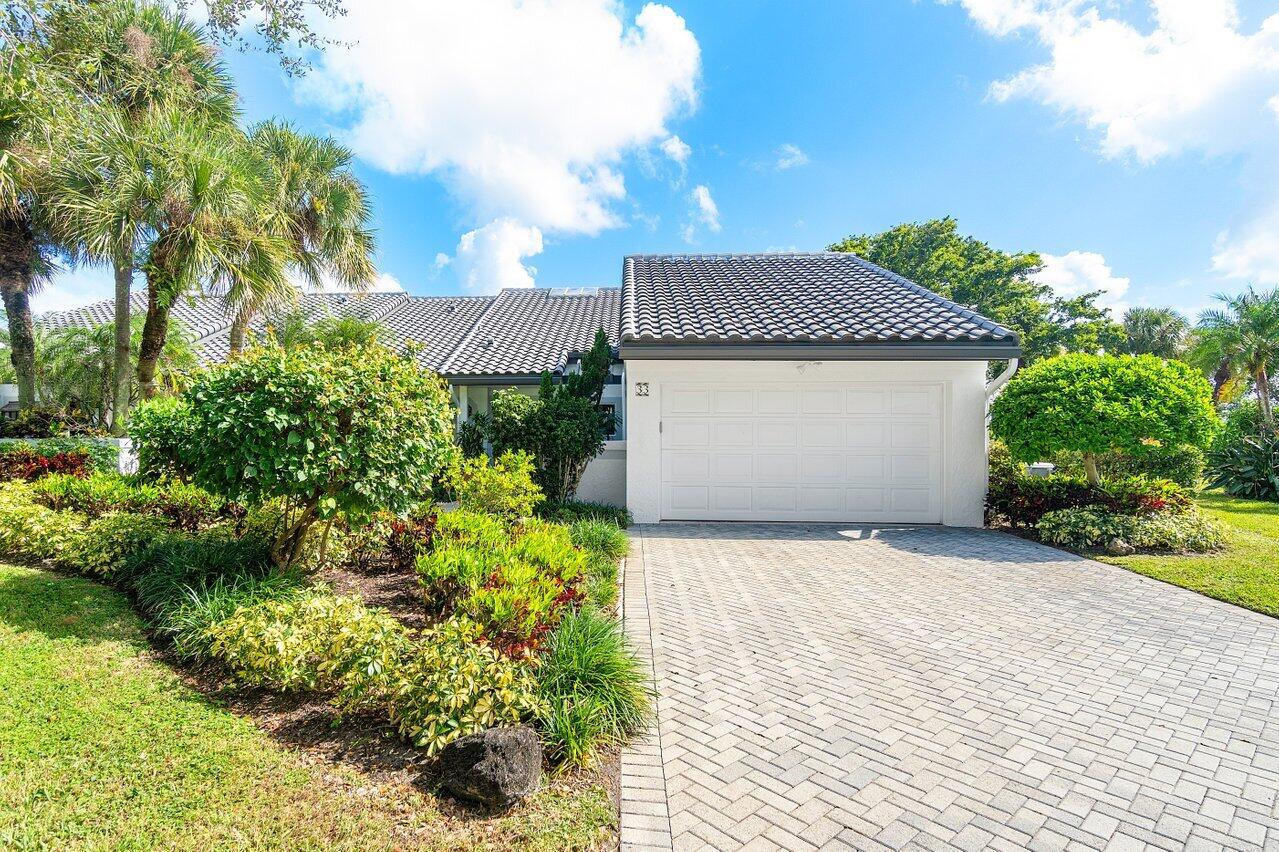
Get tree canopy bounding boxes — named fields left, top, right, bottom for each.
left=991, top=353, right=1217, bottom=485
left=828, top=218, right=1124, bottom=361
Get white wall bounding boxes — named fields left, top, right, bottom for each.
left=623, top=359, right=990, bottom=527
left=574, top=440, right=627, bottom=506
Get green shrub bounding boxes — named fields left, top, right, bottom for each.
left=178, top=344, right=456, bottom=565
left=569, top=519, right=629, bottom=561
left=58, top=512, right=172, bottom=577
left=1211, top=399, right=1264, bottom=456
left=536, top=607, right=651, bottom=766
left=1207, top=431, right=1279, bottom=500
left=31, top=471, right=226, bottom=530
left=991, top=353, right=1217, bottom=485
left=986, top=474, right=1189, bottom=527
left=536, top=499, right=632, bottom=529
left=431, top=508, right=508, bottom=550
left=0, top=482, right=87, bottom=559
left=987, top=439, right=1021, bottom=485
left=162, top=572, right=309, bottom=658
left=124, top=531, right=275, bottom=615
left=1049, top=446, right=1206, bottom=490
left=487, top=386, right=610, bottom=502
left=32, top=471, right=147, bottom=516
left=416, top=543, right=501, bottom=608
left=583, top=552, right=619, bottom=611
left=239, top=499, right=349, bottom=571
left=368, top=617, right=543, bottom=756
left=207, top=591, right=409, bottom=695
left=455, top=416, right=487, bottom=458
left=449, top=450, right=543, bottom=519
left=128, top=396, right=197, bottom=480
left=1037, top=506, right=1225, bottom=552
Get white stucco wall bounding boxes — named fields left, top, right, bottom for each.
left=574, top=440, right=627, bottom=507
left=623, top=359, right=990, bottom=527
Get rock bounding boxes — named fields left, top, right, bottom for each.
left=438, top=726, right=542, bottom=809
left=1105, top=538, right=1135, bottom=556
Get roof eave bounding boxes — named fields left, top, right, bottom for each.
left=617, top=340, right=1023, bottom=361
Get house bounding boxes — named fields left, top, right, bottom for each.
left=42, top=252, right=1019, bottom=526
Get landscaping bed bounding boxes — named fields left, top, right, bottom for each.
left=0, top=561, right=616, bottom=851
left=0, top=343, right=648, bottom=848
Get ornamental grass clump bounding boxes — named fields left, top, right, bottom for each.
left=536, top=607, right=651, bottom=766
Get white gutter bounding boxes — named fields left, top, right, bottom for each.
left=985, top=358, right=1019, bottom=411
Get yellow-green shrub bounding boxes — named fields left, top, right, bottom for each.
left=58, top=513, right=172, bottom=577
left=0, top=482, right=87, bottom=560
left=367, top=617, right=544, bottom=756
left=449, top=450, right=543, bottom=519
left=206, top=591, right=409, bottom=697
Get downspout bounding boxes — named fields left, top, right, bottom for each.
left=985, top=358, right=1019, bottom=413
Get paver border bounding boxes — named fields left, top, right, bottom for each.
left=619, top=531, right=674, bottom=851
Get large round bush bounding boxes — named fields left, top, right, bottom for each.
left=180, top=345, right=456, bottom=565
left=991, top=354, right=1216, bottom=485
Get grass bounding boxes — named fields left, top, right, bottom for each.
left=1098, top=492, right=1279, bottom=618
left=0, top=561, right=615, bottom=851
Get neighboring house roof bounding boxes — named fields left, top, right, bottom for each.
left=621, top=252, right=1020, bottom=358
left=441, top=288, right=621, bottom=381
left=39, top=288, right=620, bottom=380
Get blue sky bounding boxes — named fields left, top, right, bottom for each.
left=38, top=0, right=1279, bottom=320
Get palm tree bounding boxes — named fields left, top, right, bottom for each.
left=46, top=0, right=235, bottom=432
left=226, top=121, right=375, bottom=355
left=1189, top=288, right=1279, bottom=425
left=1122, top=307, right=1188, bottom=358
left=133, top=113, right=291, bottom=397
left=38, top=316, right=197, bottom=424
left=0, top=16, right=72, bottom=410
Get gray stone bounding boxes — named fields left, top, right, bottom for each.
left=1105, top=538, right=1136, bottom=556
left=438, top=725, right=542, bottom=809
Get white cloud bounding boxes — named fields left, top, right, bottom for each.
left=1213, top=199, right=1279, bottom=281
left=452, top=219, right=544, bottom=293
left=297, top=270, right=406, bottom=293
left=948, top=0, right=1279, bottom=281
left=1033, top=250, right=1130, bottom=312
left=660, top=135, right=692, bottom=167
left=691, top=184, right=720, bottom=232
left=32, top=264, right=117, bottom=315
left=774, top=143, right=810, bottom=170
left=300, top=0, right=699, bottom=289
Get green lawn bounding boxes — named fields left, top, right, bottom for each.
left=1099, top=492, right=1279, bottom=618
left=0, top=562, right=614, bottom=851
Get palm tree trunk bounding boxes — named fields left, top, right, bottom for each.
left=110, top=259, right=133, bottom=433
left=1211, top=362, right=1232, bottom=403
left=1256, top=366, right=1275, bottom=427
left=136, top=282, right=171, bottom=400
left=0, top=214, right=38, bottom=409
left=228, top=307, right=249, bottom=357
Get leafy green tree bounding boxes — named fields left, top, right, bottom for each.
left=1188, top=287, right=1279, bottom=425
left=828, top=218, right=1124, bottom=361
left=991, top=353, right=1217, bottom=486
left=227, top=121, right=376, bottom=355
left=192, top=0, right=346, bottom=75
left=176, top=344, right=455, bottom=565
left=484, top=329, right=615, bottom=500
left=1122, top=307, right=1188, bottom=358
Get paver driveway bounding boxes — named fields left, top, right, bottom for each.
left=619, top=524, right=1279, bottom=852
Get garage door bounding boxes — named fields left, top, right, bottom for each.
left=660, top=382, right=943, bottom=523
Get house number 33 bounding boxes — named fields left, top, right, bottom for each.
left=634, top=382, right=650, bottom=397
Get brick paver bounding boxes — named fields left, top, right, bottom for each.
left=619, top=524, right=1279, bottom=851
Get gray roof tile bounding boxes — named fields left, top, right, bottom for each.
left=621, top=252, right=1017, bottom=347
left=442, top=288, right=620, bottom=377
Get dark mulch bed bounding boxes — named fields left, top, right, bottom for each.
left=317, top=552, right=435, bottom=630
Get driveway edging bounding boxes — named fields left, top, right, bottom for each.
left=620, top=532, right=674, bottom=850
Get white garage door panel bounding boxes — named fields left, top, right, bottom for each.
left=661, top=381, right=943, bottom=523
